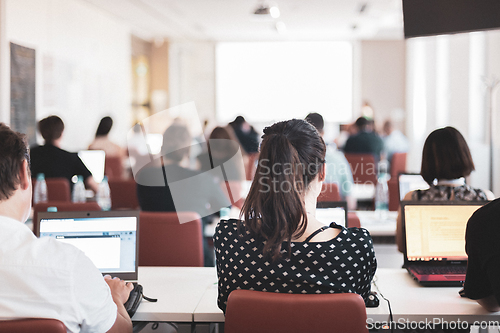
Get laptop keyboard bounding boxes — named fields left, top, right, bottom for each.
left=412, top=266, right=466, bottom=275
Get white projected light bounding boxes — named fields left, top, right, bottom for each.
left=216, top=42, right=353, bottom=123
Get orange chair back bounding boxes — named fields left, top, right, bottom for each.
left=390, top=152, right=407, bottom=179
left=139, top=211, right=203, bottom=267
left=348, top=212, right=361, bottom=228
left=0, top=318, right=66, bottom=333
left=32, top=177, right=71, bottom=202
left=344, top=153, right=377, bottom=185
left=388, top=179, right=399, bottom=211
left=32, top=201, right=101, bottom=235
left=108, top=179, right=139, bottom=210
left=225, top=290, right=368, bottom=333
left=317, top=183, right=341, bottom=202
left=105, top=156, right=124, bottom=180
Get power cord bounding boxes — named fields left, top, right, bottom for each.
left=372, top=276, right=394, bottom=333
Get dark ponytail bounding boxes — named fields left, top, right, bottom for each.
left=241, top=119, right=326, bottom=260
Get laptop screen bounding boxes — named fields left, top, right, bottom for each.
left=398, top=173, right=429, bottom=200
left=315, top=201, right=348, bottom=227
left=403, top=202, right=484, bottom=262
left=78, top=150, right=106, bottom=183
left=37, top=210, right=139, bottom=280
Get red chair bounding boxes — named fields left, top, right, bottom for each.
left=318, top=183, right=341, bottom=203
left=32, top=177, right=71, bottom=202
left=225, top=290, right=368, bottom=333
left=348, top=212, right=361, bottom=228
left=390, top=152, right=407, bottom=179
left=388, top=178, right=399, bottom=211
left=108, top=179, right=139, bottom=210
left=139, top=211, right=203, bottom=267
left=32, top=201, right=101, bottom=235
left=0, top=318, right=66, bottom=333
left=105, top=156, right=124, bottom=180
left=344, top=153, right=378, bottom=186
left=245, top=152, right=259, bottom=181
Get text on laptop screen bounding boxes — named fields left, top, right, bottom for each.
left=39, top=216, right=137, bottom=274
left=404, top=204, right=482, bottom=261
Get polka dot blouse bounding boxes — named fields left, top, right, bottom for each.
left=214, top=219, right=377, bottom=313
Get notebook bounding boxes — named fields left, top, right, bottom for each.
left=402, top=202, right=485, bottom=286
left=315, top=201, right=348, bottom=227
left=36, top=210, right=140, bottom=280
left=398, top=173, right=430, bottom=200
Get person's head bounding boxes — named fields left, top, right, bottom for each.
left=420, top=126, right=475, bottom=185
left=161, top=123, right=191, bottom=163
left=242, top=119, right=326, bottom=260
left=0, top=123, right=31, bottom=221
left=95, top=116, right=113, bottom=137
left=230, top=116, right=246, bottom=128
left=354, top=116, right=369, bottom=131
left=305, top=112, right=324, bottom=136
left=38, top=115, right=64, bottom=145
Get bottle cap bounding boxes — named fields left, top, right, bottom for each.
left=47, top=206, right=58, bottom=212
left=37, top=173, right=45, bottom=181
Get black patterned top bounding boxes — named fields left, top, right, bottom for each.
left=214, top=219, right=377, bottom=313
left=412, top=184, right=488, bottom=201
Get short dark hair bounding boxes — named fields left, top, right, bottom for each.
left=161, top=123, right=191, bottom=162
left=95, top=116, right=113, bottom=137
left=242, top=119, right=326, bottom=261
left=305, top=112, right=324, bottom=133
left=420, top=126, right=475, bottom=185
left=0, top=123, right=30, bottom=201
left=38, top=115, right=64, bottom=144
left=355, top=116, right=369, bottom=130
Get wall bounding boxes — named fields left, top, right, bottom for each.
left=0, top=0, right=132, bottom=150
left=359, top=40, right=406, bottom=132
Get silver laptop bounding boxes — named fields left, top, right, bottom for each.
left=315, top=201, right=348, bottom=227
left=36, top=210, right=139, bottom=280
left=398, top=173, right=429, bottom=200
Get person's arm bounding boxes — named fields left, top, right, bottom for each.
left=84, top=176, right=99, bottom=194
left=104, top=276, right=134, bottom=333
left=396, top=191, right=414, bottom=253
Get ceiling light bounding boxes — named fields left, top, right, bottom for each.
left=253, top=2, right=280, bottom=19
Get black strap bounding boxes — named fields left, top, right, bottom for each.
left=304, top=226, right=330, bottom=243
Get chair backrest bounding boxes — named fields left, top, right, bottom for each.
left=138, top=211, right=203, bottom=267
left=245, top=152, right=259, bottom=181
left=344, top=153, right=378, bottom=185
left=317, top=183, right=341, bottom=203
left=105, top=156, right=124, bottom=180
left=0, top=318, right=66, bottom=333
left=347, top=212, right=361, bottom=228
left=225, top=290, right=368, bottom=333
left=388, top=178, right=399, bottom=211
left=108, top=179, right=139, bottom=210
left=32, top=177, right=71, bottom=203
left=390, top=152, right=407, bottom=179
left=32, top=201, right=101, bottom=235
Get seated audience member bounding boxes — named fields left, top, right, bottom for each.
left=463, top=199, right=500, bottom=312
left=0, top=123, right=132, bottom=332
left=305, top=113, right=356, bottom=210
left=89, top=116, right=126, bottom=158
left=30, top=115, right=99, bottom=193
left=197, top=126, right=245, bottom=182
left=381, top=119, right=409, bottom=164
left=135, top=122, right=230, bottom=266
left=228, top=116, right=259, bottom=154
left=396, top=126, right=494, bottom=253
left=343, top=116, right=384, bottom=161
left=214, top=119, right=377, bottom=313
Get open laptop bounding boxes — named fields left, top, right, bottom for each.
left=402, top=201, right=486, bottom=286
left=78, top=150, right=106, bottom=183
left=36, top=210, right=140, bottom=280
left=315, top=201, right=348, bottom=227
left=398, top=173, right=430, bottom=200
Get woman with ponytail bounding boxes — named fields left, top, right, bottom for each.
left=214, top=119, right=377, bottom=313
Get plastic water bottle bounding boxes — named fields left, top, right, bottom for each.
left=375, top=160, right=390, bottom=218
left=96, top=176, right=112, bottom=211
left=72, top=175, right=86, bottom=203
left=33, top=173, right=48, bottom=204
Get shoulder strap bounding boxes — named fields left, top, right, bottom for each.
left=304, top=226, right=330, bottom=243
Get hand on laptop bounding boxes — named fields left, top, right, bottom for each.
left=104, top=275, right=134, bottom=305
